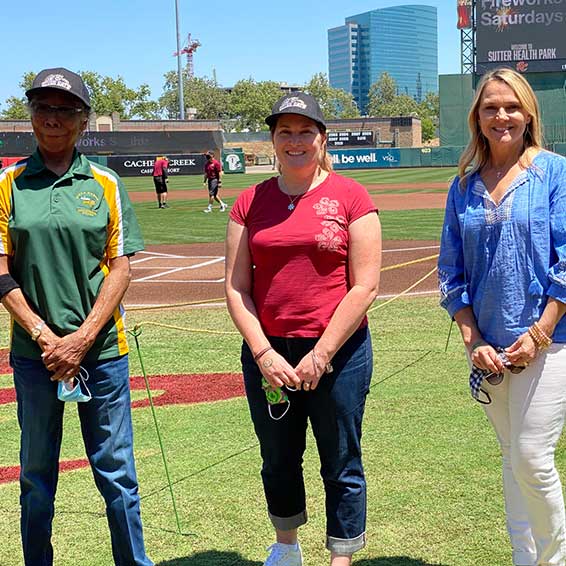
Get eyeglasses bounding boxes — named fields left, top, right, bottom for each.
left=478, top=363, right=526, bottom=404
left=29, top=101, right=85, bottom=120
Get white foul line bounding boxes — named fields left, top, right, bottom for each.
left=133, top=257, right=225, bottom=282
left=383, top=245, right=439, bottom=253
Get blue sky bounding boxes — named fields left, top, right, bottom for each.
left=1, top=0, right=461, bottom=108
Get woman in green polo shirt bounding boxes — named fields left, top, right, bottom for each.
left=0, top=68, right=153, bottom=566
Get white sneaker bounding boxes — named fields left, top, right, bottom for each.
left=203, top=207, right=212, bottom=213
left=264, top=542, right=302, bottom=566
left=220, top=203, right=228, bottom=212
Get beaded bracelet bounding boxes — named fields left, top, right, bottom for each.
left=528, top=322, right=552, bottom=350
left=253, top=346, right=273, bottom=363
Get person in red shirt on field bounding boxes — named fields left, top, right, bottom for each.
left=225, top=92, right=382, bottom=566
left=203, top=151, right=227, bottom=213
left=152, top=155, right=169, bottom=208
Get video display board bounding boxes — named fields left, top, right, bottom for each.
left=327, top=131, right=375, bottom=147
left=476, top=0, right=566, bottom=74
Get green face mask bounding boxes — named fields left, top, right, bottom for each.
left=261, top=377, right=291, bottom=421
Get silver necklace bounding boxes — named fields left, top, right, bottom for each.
left=279, top=179, right=307, bottom=211
left=286, top=193, right=302, bottom=211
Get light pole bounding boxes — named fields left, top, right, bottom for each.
left=175, top=0, right=185, bottom=119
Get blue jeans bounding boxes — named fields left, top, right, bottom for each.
left=242, top=327, right=372, bottom=555
left=11, top=353, right=153, bottom=566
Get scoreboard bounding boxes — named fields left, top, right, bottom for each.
left=327, top=131, right=375, bottom=147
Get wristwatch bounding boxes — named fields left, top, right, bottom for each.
left=30, top=321, right=46, bottom=341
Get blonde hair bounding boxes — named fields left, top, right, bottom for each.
left=270, top=120, right=333, bottom=174
left=458, top=67, right=543, bottom=188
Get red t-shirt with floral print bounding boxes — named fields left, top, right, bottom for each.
left=229, top=172, right=378, bottom=337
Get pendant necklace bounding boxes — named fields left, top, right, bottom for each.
left=279, top=178, right=308, bottom=211
left=286, top=193, right=302, bottom=211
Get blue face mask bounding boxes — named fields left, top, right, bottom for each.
left=57, top=367, right=91, bottom=403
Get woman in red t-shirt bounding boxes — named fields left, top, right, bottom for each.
left=225, top=92, right=381, bottom=566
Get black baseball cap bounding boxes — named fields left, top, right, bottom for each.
left=26, top=67, right=91, bottom=109
left=265, top=92, right=326, bottom=131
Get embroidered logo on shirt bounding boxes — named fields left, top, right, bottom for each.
left=75, top=191, right=100, bottom=216
left=40, top=74, right=72, bottom=91
left=279, top=97, right=307, bottom=111
left=313, top=197, right=346, bottom=252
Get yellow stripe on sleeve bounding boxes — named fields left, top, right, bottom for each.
left=90, top=165, right=125, bottom=259
left=113, top=307, right=129, bottom=356
left=0, top=163, right=26, bottom=256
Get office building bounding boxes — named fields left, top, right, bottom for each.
left=329, top=5, right=438, bottom=113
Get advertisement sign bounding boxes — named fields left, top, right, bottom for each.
left=107, top=154, right=206, bottom=177
left=476, top=0, right=566, bottom=74
left=0, top=131, right=222, bottom=157
left=457, top=0, right=473, bottom=29
left=221, top=149, right=246, bottom=174
left=329, top=148, right=401, bottom=170
left=327, top=131, right=375, bottom=148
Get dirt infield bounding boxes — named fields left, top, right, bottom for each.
left=124, top=239, right=439, bottom=307
left=126, top=179, right=444, bottom=306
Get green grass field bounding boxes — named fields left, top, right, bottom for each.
left=123, top=167, right=458, bottom=193
left=131, top=166, right=451, bottom=244
left=134, top=201, right=445, bottom=245
left=1, top=166, right=530, bottom=565
left=2, top=299, right=561, bottom=566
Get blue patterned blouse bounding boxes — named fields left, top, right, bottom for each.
left=438, top=150, right=566, bottom=348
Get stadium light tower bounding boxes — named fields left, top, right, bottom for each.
left=175, top=0, right=185, bottom=119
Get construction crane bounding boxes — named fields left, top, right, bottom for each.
left=173, top=33, right=201, bottom=79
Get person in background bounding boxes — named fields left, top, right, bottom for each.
left=225, top=92, right=381, bottom=566
left=0, top=67, right=153, bottom=566
left=203, top=150, right=227, bottom=213
left=438, top=67, right=566, bottom=565
left=152, top=154, right=169, bottom=208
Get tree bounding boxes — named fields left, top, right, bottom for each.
left=418, top=92, right=439, bottom=142
left=367, top=73, right=439, bottom=142
left=1, top=96, right=29, bottom=119
left=159, top=72, right=230, bottom=120
left=1, top=72, right=38, bottom=119
left=1, top=70, right=160, bottom=120
left=377, top=94, right=420, bottom=118
left=228, top=78, right=282, bottom=131
left=80, top=71, right=160, bottom=119
left=419, top=91, right=439, bottom=118
left=303, top=73, right=359, bottom=119
left=366, top=72, right=396, bottom=116
left=420, top=116, right=436, bottom=143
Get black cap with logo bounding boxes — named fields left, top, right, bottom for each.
left=265, top=92, right=326, bottom=131
left=26, top=67, right=91, bottom=109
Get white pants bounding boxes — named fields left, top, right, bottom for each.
left=482, top=344, right=566, bottom=566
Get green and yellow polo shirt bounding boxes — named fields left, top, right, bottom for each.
left=0, top=150, right=144, bottom=361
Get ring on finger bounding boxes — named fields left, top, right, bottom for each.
left=303, top=382, right=311, bottom=390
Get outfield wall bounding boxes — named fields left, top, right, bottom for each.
left=330, top=144, right=565, bottom=170
left=440, top=72, right=566, bottom=148
left=330, top=147, right=464, bottom=169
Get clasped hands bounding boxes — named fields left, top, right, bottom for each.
left=259, top=349, right=330, bottom=392
left=37, top=326, right=92, bottom=382
left=470, top=331, right=538, bottom=374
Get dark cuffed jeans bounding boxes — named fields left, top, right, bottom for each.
left=11, top=353, right=153, bottom=566
left=242, top=327, right=372, bottom=555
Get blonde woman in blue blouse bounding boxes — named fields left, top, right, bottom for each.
left=438, top=68, right=566, bottom=565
